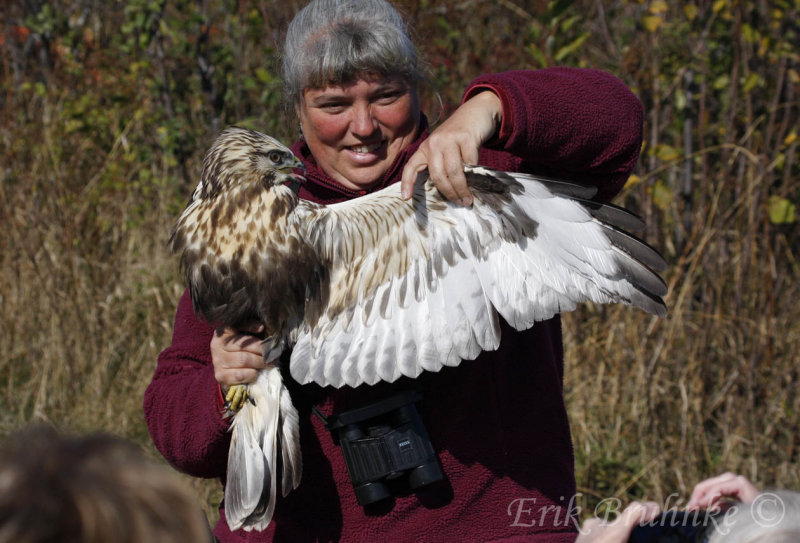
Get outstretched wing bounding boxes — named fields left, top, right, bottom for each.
left=289, top=166, right=667, bottom=388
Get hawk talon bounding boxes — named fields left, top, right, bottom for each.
left=225, top=384, right=250, bottom=413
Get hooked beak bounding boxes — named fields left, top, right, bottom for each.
left=280, top=154, right=306, bottom=185
left=279, top=155, right=306, bottom=182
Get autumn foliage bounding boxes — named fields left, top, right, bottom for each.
left=1, top=0, right=798, bottom=519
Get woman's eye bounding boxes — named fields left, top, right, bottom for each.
left=375, top=93, right=400, bottom=104
left=320, top=103, right=346, bottom=113
left=376, top=87, right=408, bottom=104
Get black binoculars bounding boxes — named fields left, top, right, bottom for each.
left=320, top=390, right=443, bottom=505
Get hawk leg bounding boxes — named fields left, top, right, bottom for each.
left=224, top=334, right=286, bottom=414
left=225, top=384, right=252, bottom=412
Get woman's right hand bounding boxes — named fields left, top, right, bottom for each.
left=400, top=90, right=503, bottom=206
left=210, top=323, right=268, bottom=389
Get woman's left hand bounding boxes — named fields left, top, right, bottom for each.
left=401, top=90, right=502, bottom=206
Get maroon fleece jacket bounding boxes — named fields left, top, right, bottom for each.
left=144, top=67, right=643, bottom=542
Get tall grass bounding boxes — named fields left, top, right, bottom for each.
left=1, top=0, right=798, bottom=520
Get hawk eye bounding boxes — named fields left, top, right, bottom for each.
left=268, top=151, right=282, bottom=164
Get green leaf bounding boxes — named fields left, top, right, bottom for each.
left=768, top=196, right=796, bottom=224
left=528, top=44, right=549, bottom=68
left=742, top=72, right=762, bottom=94
left=712, top=0, right=728, bottom=13
left=713, top=74, right=731, bottom=90
left=650, top=1, right=669, bottom=15
left=560, top=14, right=582, bottom=32
left=741, top=22, right=757, bottom=43
left=675, top=89, right=686, bottom=111
left=554, top=33, right=589, bottom=61
left=654, top=144, right=680, bottom=162
left=652, top=180, right=674, bottom=211
left=548, top=0, right=573, bottom=20
left=642, top=15, right=663, bottom=32
left=255, top=68, right=274, bottom=84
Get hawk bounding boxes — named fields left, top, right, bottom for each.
left=170, top=126, right=667, bottom=531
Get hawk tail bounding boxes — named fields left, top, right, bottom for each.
left=224, top=366, right=302, bottom=532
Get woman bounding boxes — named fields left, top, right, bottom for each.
left=144, top=0, right=644, bottom=541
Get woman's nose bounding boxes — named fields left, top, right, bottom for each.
left=350, top=103, right=378, bottom=136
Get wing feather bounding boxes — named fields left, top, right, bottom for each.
left=290, top=166, right=667, bottom=388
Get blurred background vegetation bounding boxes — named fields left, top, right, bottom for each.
left=1, top=0, right=798, bottom=524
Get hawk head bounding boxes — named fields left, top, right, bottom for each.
left=193, top=127, right=305, bottom=201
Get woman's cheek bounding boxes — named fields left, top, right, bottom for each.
left=306, top=112, right=349, bottom=146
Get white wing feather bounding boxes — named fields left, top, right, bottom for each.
left=290, top=167, right=666, bottom=388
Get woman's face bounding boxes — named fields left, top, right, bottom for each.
left=297, top=74, right=420, bottom=190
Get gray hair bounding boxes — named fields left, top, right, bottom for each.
left=282, top=0, right=424, bottom=107
left=708, top=491, right=800, bottom=543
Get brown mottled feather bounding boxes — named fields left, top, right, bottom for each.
left=170, top=128, right=317, bottom=334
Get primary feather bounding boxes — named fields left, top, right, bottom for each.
left=170, top=126, right=667, bottom=530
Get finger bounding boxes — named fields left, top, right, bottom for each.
left=459, top=136, right=480, bottom=167
left=229, top=349, right=268, bottom=370
left=687, top=474, right=759, bottom=509
left=239, top=337, right=266, bottom=355
left=216, top=366, right=260, bottom=386
left=602, top=502, right=661, bottom=541
left=440, top=147, right=472, bottom=205
left=451, top=140, right=477, bottom=205
left=222, top=333, right=265, bottom=354
left=577, top=502, right=662, bottom=543
left=401, top=153, right=428, bottom=200
left=214, top=348, right=266, bottom=379
left=428, top=136, right=474, bottom=206
left=581, top=517, right=601, bottom=531
left=239, top=321, right=265, bottom=335
left=687, top=473, right=739, bottom=509
left=215, top=322, right=264, bottom=337
left=427, top=148, right=471, bottom=206
left=425, top=148, right=457, bottom=202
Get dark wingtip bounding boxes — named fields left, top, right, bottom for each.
left=604, top=226, right=668, bottom=273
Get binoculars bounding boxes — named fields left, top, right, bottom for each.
left=321, top=390, right=443, bottom=505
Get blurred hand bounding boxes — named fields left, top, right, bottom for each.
left=686, top=472, right=760, bottom=511
left=210, top=323, right=267, bottom=388
left=576, top=501, right=662, bottom=543
left=400, top=90, right=502, bottom=206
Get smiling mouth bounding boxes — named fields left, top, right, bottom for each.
left=347, top=141, right=384, bottom=154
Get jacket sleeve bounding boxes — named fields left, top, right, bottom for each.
left=464, top=67, right=644, bottom=202
left=143, top=288, right=232, bottom=479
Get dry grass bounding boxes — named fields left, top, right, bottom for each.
left=1, top=0, right=798, bottom=524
